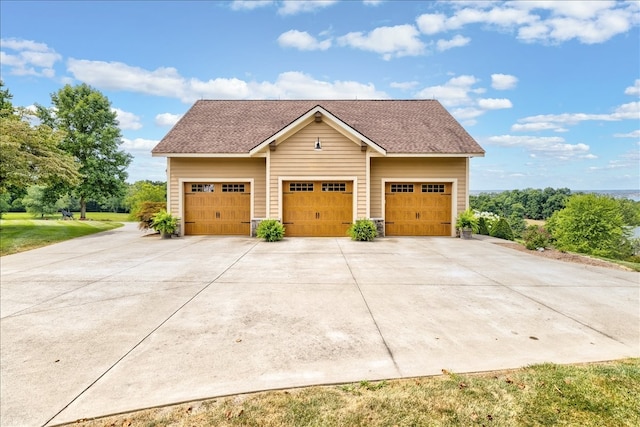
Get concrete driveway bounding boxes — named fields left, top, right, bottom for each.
left=1, top=222, right=638, bottom=426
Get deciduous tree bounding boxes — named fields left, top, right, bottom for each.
left=124, top=180, right=166, bottom=216
left=36, top=84, right=132, bottom=219
left=547, top=194, right=630, bottom=259
left=22, top=185, right=58, bottom=218
left=0, top=82, right=80, bottom=196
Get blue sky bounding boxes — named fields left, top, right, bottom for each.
left=1, top=0, right=638, bottom=190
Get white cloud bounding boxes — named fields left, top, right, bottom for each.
left=0, top=38, right=61, bottom=77
left=112, top=108, right=142, bottom=130
left=511, top=122, right=568, bottom=132
left=363, top=0, right=383, bottom=5
left=415, top=1, right=638, bottom=45
left=278, top=0, right=337, bottom=15
left=67, top=59, right=250, bottom=101
left=625, top=79, right=640, bottom=96
left=230, top=0, right=273, bottom=11
left=416, top=75, right=512, bottom=124
left=415, top=75, right=480, bottom=106
left=450, top=107, right=485, bottom=126
left=66, top=58, right=387, bottom=101
left=436, top=34, right=471, bottom=51
left=517, top=1, right=618, bottom=20
left=486, top=135, right=594, bottom=160
left=1, top=38, right=51, bottom=52
left=416, top=13, right=448, bottom=35
left=155, top=113, right=183, bottom=127
left=517, top=1, right=638, bottom=44
left=518, top=101, right=640, bottom=127
left=613, top=101, right=640, bottom=119
left=491, top=73, right=518, bottom=90
left=613, top=130, right=640, bottom=138
left=337, top=24, right=425, bottom=60
left=477, top=98, right=512, bottom=110
left=121, top=137, right=159, bottom=152
left=417, top=5, right=535, bottom=34
left=256, top=71, right=387, bottom=99
left=278, top=30, right=331, bottom=51
left=588, top=148, right=639, bottom=171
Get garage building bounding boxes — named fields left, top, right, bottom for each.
left=152, top=100, right=485, bottom=237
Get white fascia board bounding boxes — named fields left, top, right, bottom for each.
left=249, top=106, right=387, bottom=156
left=385, top=152, right=485, bottom=158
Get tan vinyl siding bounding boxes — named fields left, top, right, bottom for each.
left=168, top=158, right=266, bottom=218
left=370, top=157, right=467, bottom=218
left=269, top=121, right=367, bottom=219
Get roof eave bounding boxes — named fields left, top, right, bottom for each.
left=385, top=152, right=485, bottom=158
left=152, top=152, right=252, bottom=158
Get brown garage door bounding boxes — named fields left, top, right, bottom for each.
left=385, top=182, right=452, bottom=236
left=283, top=181, right=353, bottom=237
left=184, top=182, right=250, bottom=235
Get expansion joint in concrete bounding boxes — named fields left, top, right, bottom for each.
left=42, top=240, right=261, bottom=427
left=337, top=240, right=402, bottom=377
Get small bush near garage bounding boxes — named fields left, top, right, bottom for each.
left=347, top=219, right=378, bottom=241
left=134, top=201, right=166, bottom=230
left=257, top=219, right=285, bottom=242
left=475, top=211, right=498, bottom=236
left=522, top=225, right=552, bottom=250
left=490, top=217, right=515, bottom=241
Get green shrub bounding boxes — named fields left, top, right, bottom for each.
left=134, top=201, right=166, bottom=230
left=522, top=225, right=551, bottom=250
left=490, top=217, right=514, bottom=241
left=548, top=194, right=628, bottom=259
left=456, top=208, right=479, bottom=233
left=256, top=219, right=285, bottom=242
left=477, top=217, right=490, bottom=235
left=347, top=219, right=378, bottom=241
left=508, top=214, right=527, bottom=238
left=150, top=209, right=178, bottom=235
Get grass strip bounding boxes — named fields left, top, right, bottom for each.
left=68, top=359, right=639, bottom=427
left=1, top=212, right=131, bottom=221
left=0, top=219, right=123, bottom=256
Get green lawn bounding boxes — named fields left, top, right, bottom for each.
left=0, top=217, right=125, bottom=256
left=1, top=211, right=131, bottom=221
left=73, top=359, right=639, bottom=427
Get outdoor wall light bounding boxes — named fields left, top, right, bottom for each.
left=314, top=137, right=322, bottom=150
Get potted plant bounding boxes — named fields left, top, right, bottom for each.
left=150, top=209, right=178, bottom=239
left=456, top=208, right=479, bottom=239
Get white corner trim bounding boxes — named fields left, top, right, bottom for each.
left=166, top=159, right=172, bottom=212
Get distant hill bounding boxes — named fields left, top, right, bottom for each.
left=470, top=189, right=640, bottom=201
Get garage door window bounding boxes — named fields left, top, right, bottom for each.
left=191, top=184, right=214, bottom=192
left=322, top=182, right=346, bottom=192
left=390, top=184, right=414, bottom=193
left=222, top=184, right=245, bottom=192
left=422, top=184, right=445, bottom=193
left=290, top=182, right=314, bottom=192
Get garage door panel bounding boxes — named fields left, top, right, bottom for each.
left=283, top=181, right=353, bottom=237
left=385, top=182, right=452, bottom=236
left=184, top=183, right=250, bottom=235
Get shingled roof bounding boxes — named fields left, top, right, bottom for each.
left=152, top=100, right=485, bottom=156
